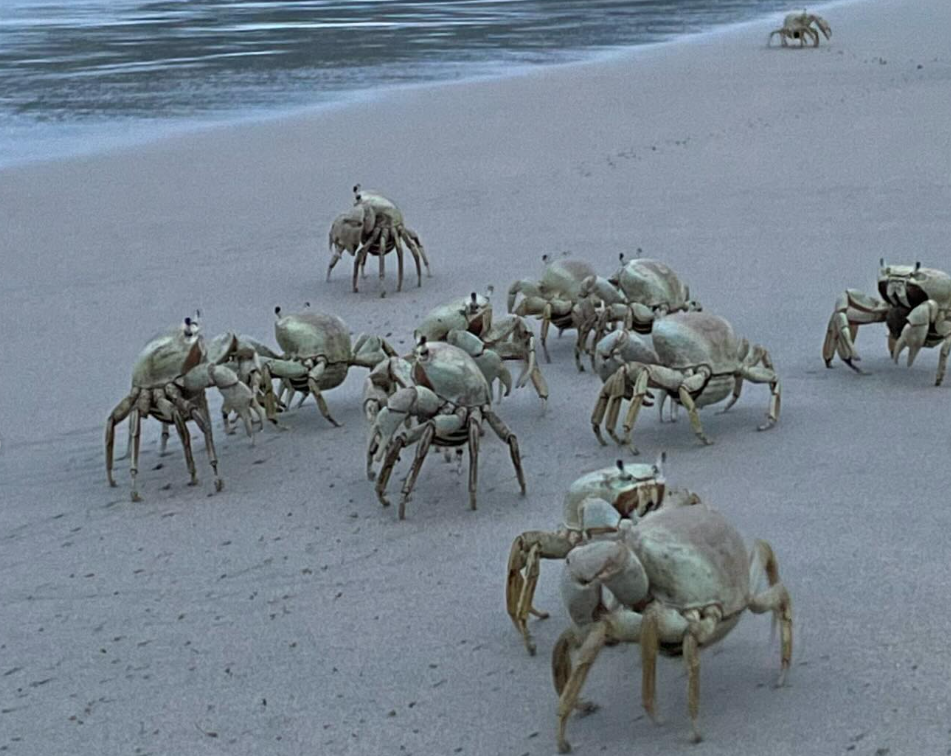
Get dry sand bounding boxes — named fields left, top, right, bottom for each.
left=2, top=0, right=951, bottom=753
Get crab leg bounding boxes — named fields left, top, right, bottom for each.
left=749, top=539, right=793, bottom=686
left=153, top=391, right=198, bottom=485
left=375, top=435, right=406, bottom=508
left=554, top=622, right=609, bottom=754
left=683, top=629, right=703, bottom=742
left=677, top=386, right=712, bottom=446
left=398, top=423, right=435, bottom=520
left=105, top=389, right=140, bottom=488
left=395, top=232, right=407, bottom=292
left=129, top=391, right=151, bottom=501
left=937, top=331, right=951, bottom=386
left=377, top=226, right=388, bottom=282
left=168, top=386, right=223, bottom=493
left=462, top=413, right=479, bottom=511
left=484, top=409, right=526, bottom=495
left=507, top=531, right=576, bottom=655
left=169, top=408, right=198, bottom=487
left=739, top=362, right=781, bottom=430
left=306, top=359, right=342, bottom=427
left=402, top=227, right=430, bottom=278
left=352, top=227, right=381, bottom=293
left=590, top=366, right=634, bottom=447
left=822, top=289, right=889, bottom=371
left=640, top=608, right=660, bottom=723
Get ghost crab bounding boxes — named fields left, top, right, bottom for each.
left=822, top=260, right=951, bottom=384
left=580, top=255, right=701, bottom=366
left=592, top=312, right=780, bottom=452
left=415, top=290, right=549, bottom=404
left=552, top=498, right=793, bottom=752
left=327, top=185, right=431, bottom=293
left=105, top=317, right=251, bottom=501
left=506, top=457, right=671, bottom=656
left=768, top=11, right=831, bottom=47
left=259, top=307, right=396, bottom=426
left=207, top=332, right=274, bottom=438
left=508, top=255, right=601, bottom=369
left=366, top=339, right=526, bottom=520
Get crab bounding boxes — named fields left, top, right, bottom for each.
left=257, top=307, right=395, bottom=426
left=508, top=255, right=601, bottom=368
left=592, top=312, right=780, bottom=452
left=327, top=185, right=431, bottom=293
left=415, top=291, right=549, bottom=404
left=593, top=328, right=679, bottom=424
left=822, top=260, right=951, bottom=384
left=206, top=332, right=275, bottom=437
left=579, top=255, right=701, bottom=365
left=506, top=457, right=672, bottom=656
left=552, top=498, right=793, bottom=752
left=768, top=11, right=831, bottom=47
left=366, top=339, right=526, bottom=519
left=105, top=318, right=252, bottom=501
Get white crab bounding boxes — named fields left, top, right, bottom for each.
left=207, top=332, right=274, bottom=437
left=768, top=11, right=831, bottom=47
left=506, top=457, right=672, bottom=655
left=508, top=255, right=601, bottom=369
left=579, top=255, right=701, bottom=366
left=415, top=291, right=549, bottom=404
left=552, top=497, right=792, bottom=752
left=366, top=339, right=526, bottom=519
left=327, top=185, right=430, bottom=293
left=105, top=318, right=251, bottom=501
left=257, top=307, right=395, bottom=426
left=592, top=312, right=780, bottom=452
left=822, top=260, right=951, bottom=384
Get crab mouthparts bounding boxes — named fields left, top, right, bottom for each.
left=617, top=483, right=665, bottom=517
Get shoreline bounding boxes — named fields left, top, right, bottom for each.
left=1, top=0, right=868, bottom=173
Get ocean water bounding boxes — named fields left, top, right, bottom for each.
left=0, top=0, right=797, bottom=167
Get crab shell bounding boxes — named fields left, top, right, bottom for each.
left=652, top=312, right=740, bottom=374
left=412, top=341, right=492, bottom=407
left=275, top=310, right=353, bottom=389
left=131, top=327, right=205, bottom=389
left=415, top=294, right=492, bottom=342
left=354, top=189, right=404, bottom=227
left=542, top=258, right=597, bottom=299
left=616, top=258, right=691, bottom=309
left=877, top=264, right=951, bottom=310
left=562, top=461, right=666, bottom=531
left=628, top=504, right=750, bottom=619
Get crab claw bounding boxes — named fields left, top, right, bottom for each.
left=891, top=301, right=934, bottom=366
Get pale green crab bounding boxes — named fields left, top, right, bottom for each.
left=366, top=339, right=526, bottom=520
left=258, top=306, right=396, bottom=426
left=592, top=312, right=780, bottom=452
left=506, top=457, right=671, bottom=656
left=822, top=260, right=951, bottom=384
left=579, top=254, right=701, bottom=366
left=415, top=290, right=549, bottom=404
left=768, top=11, right=831, bottom=47
left=105, top=317, right=254, bottom=501
left=552, top=496, right=792, bottom=752
left=508, top=255, right=601, bottom=369
left=327, top=185, right=431, bottom=293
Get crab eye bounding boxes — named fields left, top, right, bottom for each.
left=274, top=306, right=282, bottom=316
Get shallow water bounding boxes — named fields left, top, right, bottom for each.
left=0, top=0, right=797, bottom=165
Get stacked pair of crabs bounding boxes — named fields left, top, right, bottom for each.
left=509, top=253, right=781, bottom=453
left=502, top=456, right=793, bottom=752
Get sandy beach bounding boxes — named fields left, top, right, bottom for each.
left=2, top=0, right=951, bottom=753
